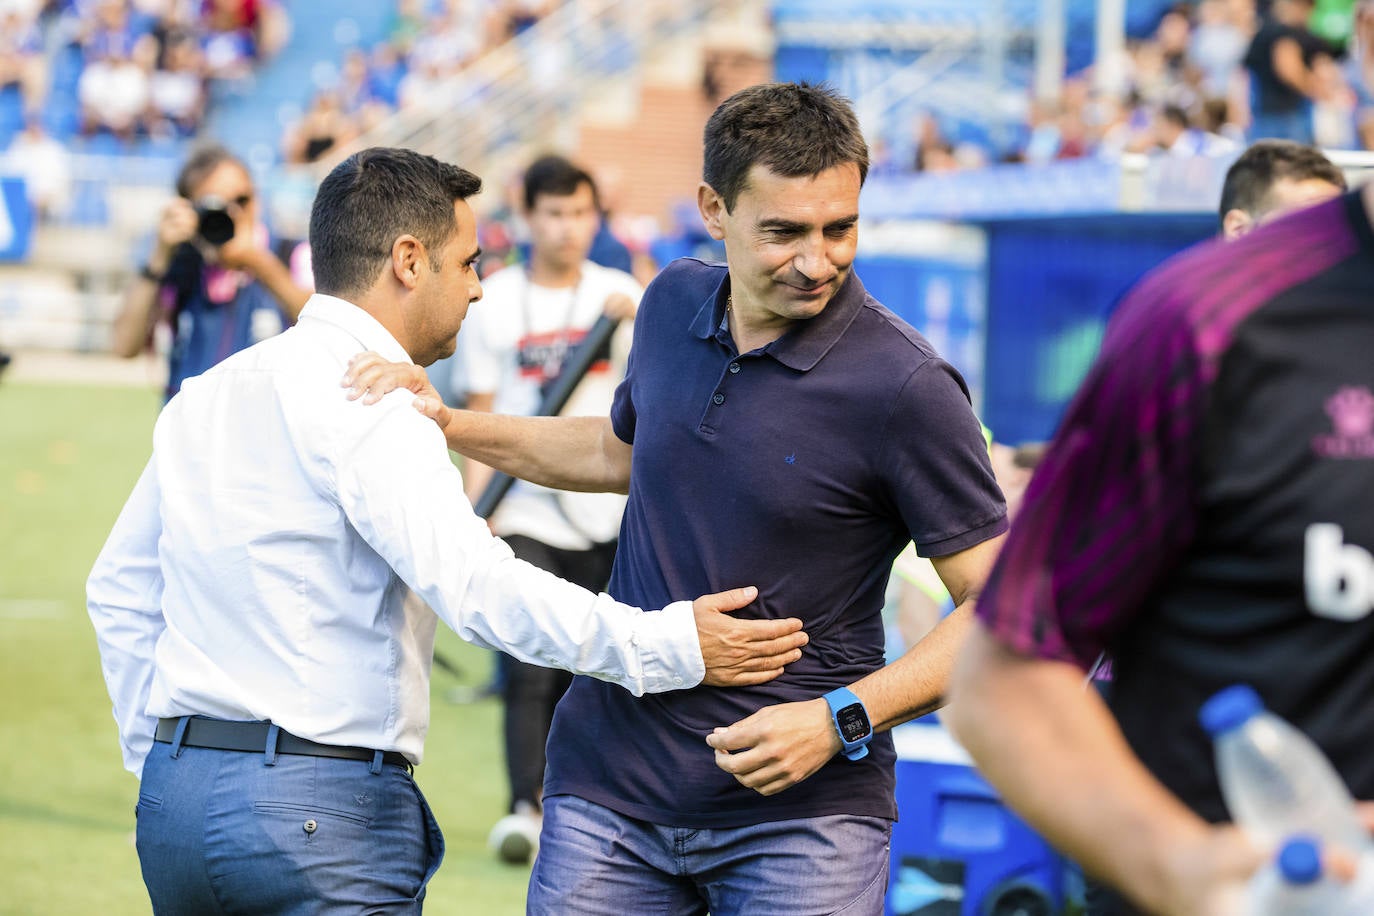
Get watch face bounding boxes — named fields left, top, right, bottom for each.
left=836, top=703, right=871, bottom=743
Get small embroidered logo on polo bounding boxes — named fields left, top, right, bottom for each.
left=1314, top=386, right=1374, bottom=459
left=784, top=453, right=797, bottom=465
left=355, top=794, right=371, bottom=806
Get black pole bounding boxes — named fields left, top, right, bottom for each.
left=471, top=314, right=621, bottom=519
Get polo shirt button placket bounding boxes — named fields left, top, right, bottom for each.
left=728, top=362, right=741, bottom=374
left=712, top=393, right=725, bottom=405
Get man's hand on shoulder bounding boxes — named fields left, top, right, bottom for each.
left=343, top=352, right=452, bottom=429
left=705, top=698, right=841, bottom=796
left=692, top=587, right=807, bottom=687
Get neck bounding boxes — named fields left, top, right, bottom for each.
left=528, top=257, right=581, bottom=288
left=726, top=296, right=791, bottom=353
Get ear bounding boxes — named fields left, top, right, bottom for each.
left=1221, top=209, right=1252, bottom=240
left=697, top=183, right=727, bottom=241
left=391, top=235, right=424, bottom=290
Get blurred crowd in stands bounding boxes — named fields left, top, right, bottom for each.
left=895, top=0, right=1374, bottom=174
left=280, top=0, right=562, bottom=165
left=0, top=0, right=287, bottom=145
left=5, top=0, right=1374, bottom=238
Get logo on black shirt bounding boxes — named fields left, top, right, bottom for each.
left=1306, top=524, right=1374, bottom=621
left=1313, top=386, right=1374, bottom=459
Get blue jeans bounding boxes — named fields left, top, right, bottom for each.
left=527, top=794, right=892, bottom=916
left=135, top=739, right=444, bottom=914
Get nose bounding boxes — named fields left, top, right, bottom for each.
left=793, top=235, right=836, bottom=285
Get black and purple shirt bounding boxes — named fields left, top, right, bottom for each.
left=978, top=192, right=1374, bottom=822
left=545, top=258, right=1007, bottom=828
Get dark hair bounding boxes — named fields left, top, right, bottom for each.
left=309, top=147, right=482, bottom=298
left=175, top=144, right=249, bottom=200
left=522, top=154, right=597, bottom=211
left=1218, top=140, right=1345, bottom=221
left=1160, top=104, right=1190, bottom=130
left=702, top=82, right=869, bottom=212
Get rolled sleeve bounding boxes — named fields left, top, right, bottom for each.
left=627, top=600, right=704, bottom=693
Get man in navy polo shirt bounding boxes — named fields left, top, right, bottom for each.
left=344, top=82, right=1007, bottom=914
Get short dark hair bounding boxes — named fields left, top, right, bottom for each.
left=309, top=147, right=482, bottom=298
left=1218, top=140, right=1345, bottom=221
left=522, top=154, right=596, bottom=211
left=175, top=144, right=248, bottom=200
left=702, top=82, right=869, bottom=212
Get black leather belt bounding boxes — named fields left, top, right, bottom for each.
left=154, top=717, right=411, bottom=769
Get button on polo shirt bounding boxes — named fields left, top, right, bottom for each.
left=545, top=258, right=1007, bottom=830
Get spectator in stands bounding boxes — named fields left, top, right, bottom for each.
left=200, top=0, right=288, bottom=82
left=1154, top=102, right=1238, bottom=155
left=1243, top=0, right=1336, bottom=142
left=147, top=31, right=206, bottom=138
left=282, top=89, right=354, bottom=165
left=461, top=154, right=641, bottom=866
left=367, top=41, right=406, bottom=110
left=387, top=0, right=426, bottom=57
left=1343, top=0, right=1374, bottom=148
left=1218, top=137, right=1346, bottom=238
left=4, top=116, right=72, bottom=219
left=1192, top=0, right=1252, bottom=98
left=336, top=46, right=386, bottom=130
left=79, top=32, right=155, bottom=140
left=0, top=8, right=46, bottom=117
left=112, top=144, right=311, bottom=400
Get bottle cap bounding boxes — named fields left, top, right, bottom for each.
left=1277, top=836, right=1323, bottom=885
left=1198, top=684, right=1263, bottom=737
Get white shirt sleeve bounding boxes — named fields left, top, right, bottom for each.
left=326, top=395, right=705, bottom=695
left=86, top=459, right=167, bottom=777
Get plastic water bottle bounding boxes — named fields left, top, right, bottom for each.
left=1247, top=836, right=1374, bottom=915
left=1198, top=685, right=1369, bottom=854
left=1246, top=836, right=1341, bottom=915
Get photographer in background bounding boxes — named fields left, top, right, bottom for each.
left=113, top=145, right=312, bottom=401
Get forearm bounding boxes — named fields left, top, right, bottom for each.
left=439, top=410, right=631, bottom=494
left=851, top=600, right=974, bottom=730
left=245, top=248, right=310, bottom=320
left=946, top=626, right=1213, bottom=914
left=114, top=241, right=173, bottom=357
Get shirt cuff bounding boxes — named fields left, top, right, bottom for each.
left=630, top=600, right=704, bottom=694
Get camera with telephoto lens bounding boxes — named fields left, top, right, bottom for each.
left=193, top=195, right=237, bottom=247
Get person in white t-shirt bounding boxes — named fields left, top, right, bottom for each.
left=460, top=153, right=641, bottom=864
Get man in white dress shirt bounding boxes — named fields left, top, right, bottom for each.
left=86, top=147, right=808, bottom=914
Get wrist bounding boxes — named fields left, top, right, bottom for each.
left=823, top=686, right=874, bottom=760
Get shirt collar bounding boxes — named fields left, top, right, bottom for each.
left=688, top=270, right=868, bottom=372
left=297, top=293, right=414, bottom=366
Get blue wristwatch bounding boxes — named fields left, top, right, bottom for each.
left=823, top=686, right=873, bottom=761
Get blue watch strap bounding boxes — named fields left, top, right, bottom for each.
left=823, top=686, right=872, bottom=761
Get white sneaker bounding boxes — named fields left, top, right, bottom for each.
left=488, top=802, right=541, bottom=865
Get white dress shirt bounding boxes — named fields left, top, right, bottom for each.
left=87, top=294, right=703, bottom=777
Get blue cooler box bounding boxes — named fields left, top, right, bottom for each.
left=886, top=722, right=1083, bottom=916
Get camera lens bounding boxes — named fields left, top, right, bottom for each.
left=194, top=195, right=237, bottom=247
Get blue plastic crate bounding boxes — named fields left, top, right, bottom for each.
left=887, top=723, right=1083, bottom=916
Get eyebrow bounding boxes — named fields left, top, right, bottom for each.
left=463, top=247, right=483, bottom=265
left=757, top=215, right=859, bottom=233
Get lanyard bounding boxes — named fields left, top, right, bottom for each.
left=518, top=267, right=583, bottom=386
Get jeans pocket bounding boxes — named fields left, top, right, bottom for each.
left=136, top=791, right=162, bottom=815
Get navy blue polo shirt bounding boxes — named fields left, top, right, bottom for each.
left=544, top=258, right=1007, bottom=827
